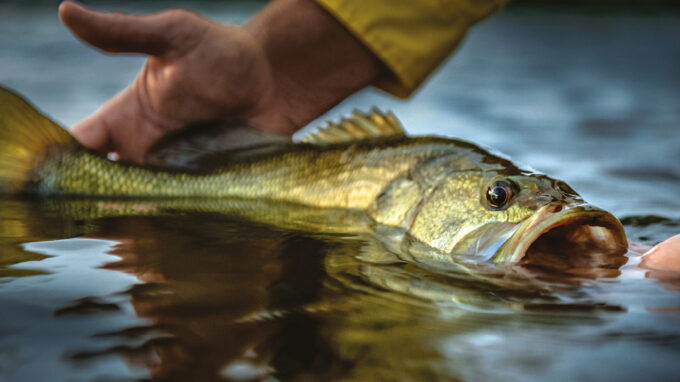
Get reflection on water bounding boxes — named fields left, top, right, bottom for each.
left=1, top=1, right=680, bottom=381
left=1, top=199, right=679, bottom=381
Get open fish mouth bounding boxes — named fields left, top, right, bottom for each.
left=494, top=203, right=628, bottom=273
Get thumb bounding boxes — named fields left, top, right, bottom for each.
left=59, top=1, right=174, bottom=56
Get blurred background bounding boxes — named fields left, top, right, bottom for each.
left=1, top=2, right=680, bottom=381
left=0, top=0, right=679, bottom=232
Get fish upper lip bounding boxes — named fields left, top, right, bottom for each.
left=493, top=203, right=628, bottom=264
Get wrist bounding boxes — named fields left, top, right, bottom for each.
left=244, top=0, right=384, bottom=130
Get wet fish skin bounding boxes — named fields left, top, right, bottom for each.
left=33, top=137, right=580, bottom=251
left=0, top=86, right=625, bottom=263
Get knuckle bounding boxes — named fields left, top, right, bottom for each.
left=163, top=9, right=197, bottom=26
left=160, top=8, right=209, bottom=52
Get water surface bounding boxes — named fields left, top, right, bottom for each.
left=1, top=2, right=679, bottom=381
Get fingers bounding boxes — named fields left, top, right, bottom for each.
left=69, top=87, right=133, bottom=157
left=641, top=234, right=680, bottom=272
left=59, top=1, right=175, bottom=56
left=69, top=113, right=112, bottom=156
left=70, top=85, right=165, bottom=163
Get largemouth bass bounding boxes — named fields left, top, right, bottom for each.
left=0, top=87, right=627, bottom=268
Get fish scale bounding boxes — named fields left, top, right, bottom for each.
left=36, top=137, right=459, bottom=209
left=0, top=86, right=627, bottom=265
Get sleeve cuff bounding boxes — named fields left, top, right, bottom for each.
left=315, top=0, right=507, bottom=97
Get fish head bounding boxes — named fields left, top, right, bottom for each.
left=407, top=171, right=627, bottom=270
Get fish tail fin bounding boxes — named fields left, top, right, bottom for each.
left=0, top=86, right=79, bottom=194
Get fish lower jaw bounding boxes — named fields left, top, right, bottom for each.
left=495, top=204, right=628, bottom=273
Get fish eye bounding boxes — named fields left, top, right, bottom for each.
left=486, top=180, right=514, bottom=209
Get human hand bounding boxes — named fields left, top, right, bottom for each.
left=641, top=234, right=680, bottom=272
left=59, top=2, right=293, bottom=163
left=59, top=0, right=382, bottom=163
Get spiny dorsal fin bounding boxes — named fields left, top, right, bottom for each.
left=298, top=108, right=405, bottom=144
left=0, top=86, right=78, bottom=194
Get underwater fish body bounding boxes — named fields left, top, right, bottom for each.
left=0, top=87, right=627, bottom=267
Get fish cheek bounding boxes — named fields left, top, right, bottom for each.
left=407, top=182, right=487, bottom=254
left=368, top=178, right=423, bottom=229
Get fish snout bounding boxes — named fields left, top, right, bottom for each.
left=494, top=203, right=628, bottom=275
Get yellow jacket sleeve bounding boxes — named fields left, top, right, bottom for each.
left=315, top=0, right=507, bottom=97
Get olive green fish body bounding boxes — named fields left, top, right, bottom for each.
left=0, top=86, right=628, bottom=265
left=32, top=137, right=511, bottom=206
left=33, top=139, right=439, bottom=204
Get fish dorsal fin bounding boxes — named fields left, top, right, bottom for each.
left=144, top=122, right=289, bottom=169
left=298, top=108, right=405, bottom=144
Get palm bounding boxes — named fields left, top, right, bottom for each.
left=60, top=4, right=289, bottom=162
left=140, top=23, right=274, bottom=126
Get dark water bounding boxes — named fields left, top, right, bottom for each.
left=1, top=2, right=680, bottom=381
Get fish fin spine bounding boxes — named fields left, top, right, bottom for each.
left=0, top=86, right=79, bottom=193
left=298, top=108, right=406, bottom=144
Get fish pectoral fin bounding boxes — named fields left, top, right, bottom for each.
left=298, top=108, right=406, bottom=144
left=144, top=123, right=290, bottom=170
left=0, top=86, right=78, bottom=194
